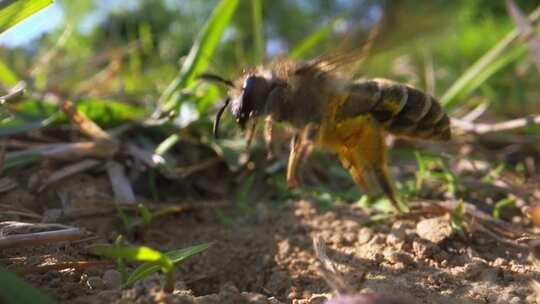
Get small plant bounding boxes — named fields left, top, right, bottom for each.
left=492, top=196, right=518, bottom=220
left=414, top=152, right=459, bottom=198
left=450, top=200, right=466, bottom=238
left=93, top=242, right=211, bottom=292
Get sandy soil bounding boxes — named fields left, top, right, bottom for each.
left=1, top=171, right=539, bottom=304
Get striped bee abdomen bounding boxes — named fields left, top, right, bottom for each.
left=336, top=79, right=451, bottom=141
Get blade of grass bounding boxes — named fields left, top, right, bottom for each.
left=0, top=113, right=59, bottom=137
left=157, top=0, right=239, bottom=115
left=440, top=6, right=540, bottom=109
left=93, top=245, right=164, bottom=262
left=0, top=0, right=53, bottom=33
left=251, top=0, right=264, bottom=64
left=289, top=14, right=345, bottom=60
left=0, top=60, right=19, bottom=86
left=125, top=243, right=211, bottom=286
left=493, top=197, right=517, bottom=219
left=450, top=200, right=466, bottom=238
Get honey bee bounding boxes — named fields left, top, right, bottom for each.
left=203, top=50, right=451, bottom=211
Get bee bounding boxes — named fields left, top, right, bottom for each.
left=203, top=50, right=451, bottom=211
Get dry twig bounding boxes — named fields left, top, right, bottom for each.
left=452, top=115, right=540, bottom=135
left=38, top=159, right=102, bottom=192
left=106, top=161, right=136, bottom=204
left=0, top=227, right=83, bottom=249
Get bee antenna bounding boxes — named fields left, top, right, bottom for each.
left=199, top=73, right=235, bottom=88
left=213, top=97, right=231, bottom=139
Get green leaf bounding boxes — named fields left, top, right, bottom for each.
left=450, top=200, right=466, bottom=238
left=137, top=203, right=152, bottom=226
left=0, top=114, right=58, bottom=137
left=289, top=14, right=345, bottom=60
left=155, top=133, right=181, bottom=156
left=93, top=245, right=164, bottom=262
left=440, top=9, right=540, bottom=108
left=0, top=0, right=53, bottom=33
left=0, top=59, right=19, bottom=86
left=13, top=99, right=147, bottom=127
left=0, top=266, right=56, bottom=304
left=126, top=243, right=211, bottom=286
left=158, top=0, right=240, bottom=113
left=2, top=153, right=40, bottom=173
left=492, top=197, right=517, bottom=220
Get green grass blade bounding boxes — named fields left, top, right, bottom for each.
left=0, top=59, right=19, bottom=86
left=289, top=14, right=345, bottom=60
left=158, top=0, right=239, bottom=113
left=251, top=0, right=264, bottom=64
left=0, top=266, right=56, bottom=304
left=93, top=245, right=164, bottom=262
left=0, top=0, right=53, bottom=33
left=440, top=8, right=540, bottom=108
left=126, top=243, right=211, bottom=286
left=2, top=153, right=40, bottom=173
left=0, top=114, right=58, bottom=137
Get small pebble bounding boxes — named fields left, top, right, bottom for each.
left=86, top=276, right=105, bottom=290
left=102, top=269, right=122, bottom=289
left=357, top=228, right=373, bottom=244
left=416, top=217, right=453, bottom=244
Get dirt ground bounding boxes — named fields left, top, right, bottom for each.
left=1, top=171, right=539, bottom=304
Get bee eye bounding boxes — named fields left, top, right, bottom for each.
left=231, top=74, right=271, bottom=129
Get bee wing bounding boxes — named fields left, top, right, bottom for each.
left=303, top=15, right=382, bottom=76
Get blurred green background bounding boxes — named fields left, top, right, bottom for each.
left=1, top=0, right=539, bottom=121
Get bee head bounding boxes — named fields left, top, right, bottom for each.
left=199, top=73, right=273, bottom=139
left=230, top=74, right=271, bottom=129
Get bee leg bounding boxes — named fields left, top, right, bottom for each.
left=244, top=119, right=258, bottom=153
left=338, top=151, right=369, bottom=190
left=371, top=164, right=402, bottom=212
left=264, top=117, right=274, bottom=160
left=287, top=124, right=318, bottom=188
left=287, top=132, right=302, bottom=188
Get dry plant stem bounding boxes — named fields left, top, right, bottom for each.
left=506, top=0, right=540, bottom=71
left=106, top=161, right=136, bottom=205
left=30, top=25, right=73, bottom=76
left=313, top=236, right=355, bottom=294
left=15, top=260, right=114, bottom=274
left=452, top=115, right=540, bottom=135
left=38, top=159, right=101, bottom=192
left=460, top=102, right=489, bottom=122
left=50, top=202, right=222, bottom=221
left=0, top=81, right=25, bottom=104
left=413, top=200, right=528, bottom=245
left=170, top=158, right=220, bottom=179
left=61, top=100, right=113, bottom=141
left=0, top=228, right=83, bottom=249
left=461, top=177, right=529, bottom=199
left=6, top=141, right=117, bottom=160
